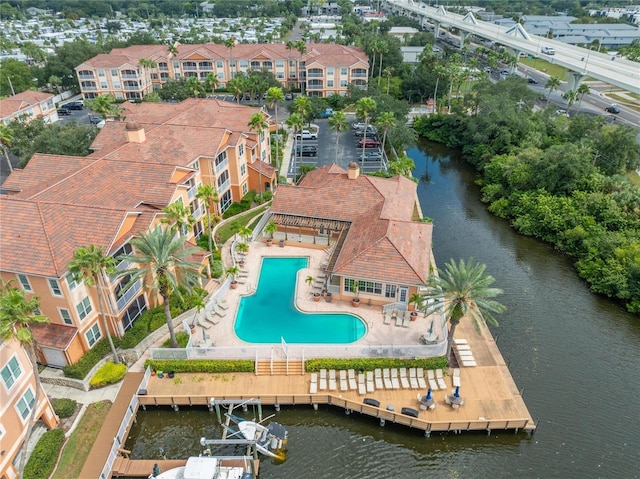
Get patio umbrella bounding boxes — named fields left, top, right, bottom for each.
left=426, top=388, right=432, bottom=400
left=454, top=386, right=460, bottom=398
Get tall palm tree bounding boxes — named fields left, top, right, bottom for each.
left=545, top=76, right=561, bottom=102
left=266, top=86, right=285, bottom=172
left=186, top=76, right=203, bottom=98
left=293, top=94, right=312, bottom=126
left=68, top=245, right=120, bottom=364
left=432, top=65, right=447, bottom=114
left=225, top=37, right=236, bottom=74
left=196, top=185, right=219, bottom=255
left=420, top=258, right=505, bottom=362
left=0, top=124, right=13, bottom=173
left=138, top=58, right=157, bottom=92
left=294, top=40, right=307, bottom=92
left=355, top=96, right=377, bottom=164
left=563, top=89, right=578, bottom=115
left=377, top=40, right=388, bottom=86
left=376, top=111, right=396, bottom=159
left=85, top=94, right=121, bottom=120
left=248, top=112, right=270, bottom=197
left=328, top=111, right=349, bottom=165
left=382, top=67, right=393, bottom=95
left=167, top=43, right=179, bottom=57
left=161, top=201, right=195, bottom=237
left=204, top=72, right=219, bottom=96
left=577, top=83, right=591, bottom=111
left=227, top=77, right=245, bottom=104
left=0, top=282, right=50, bottom=479
left=285, top=112, right=304, bottom=181
left=117, top=226, right=203, bottom=348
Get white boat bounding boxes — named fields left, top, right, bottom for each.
left=235, top=420, right=288, bottom=460
left=153, top=456, right=253, bottom=479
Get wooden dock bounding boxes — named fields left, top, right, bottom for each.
left=112, top=458, right=186, bottom=477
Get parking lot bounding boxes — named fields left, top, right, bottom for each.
left=287, top=116, right=387, bottom=179
left=56, top=102, right=95, bottom=126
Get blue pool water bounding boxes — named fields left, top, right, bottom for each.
left=234, top=257, right=366, bottom=343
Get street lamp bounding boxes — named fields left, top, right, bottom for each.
left=583, top=46, right=595, bottom=74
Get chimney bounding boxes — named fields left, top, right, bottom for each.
left=347, top=162, right=360, bottom=180
left=125, top=121, right=145, bottom=143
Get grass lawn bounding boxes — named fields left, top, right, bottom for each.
left=519, top=57, right=566, bottom=80
left=217, top=205, right=269, bottom=244
left=52, top=401, right=112, bottom=479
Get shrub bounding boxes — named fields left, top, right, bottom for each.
left=144, top=359, right=254, bottom=373
left=62, top=337, right=120, bottom=380
left=52, top=398, right=77, bottom=418
left=162, top=331, right=190, bottom=348
left=90, top=362, right=127, bottom=389
left=24, top=428, right=65, bottom=479
left=304, top=356, right=449, bottom=372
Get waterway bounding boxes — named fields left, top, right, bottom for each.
left=125, top=141, right=640, bottom=478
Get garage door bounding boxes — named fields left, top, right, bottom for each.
left=41, top=347, right=67, bottom=368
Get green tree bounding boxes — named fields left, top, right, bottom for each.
left=376, top=111, right=396, bottom=158
left=355, top=96, right=377, bottom=164
left=118, top=227, right=204, bottom=348
left=576, top=83, right=590, bottom=111
left=68, top=246, right=120, bottom=364
left=186, top=76, right=204, bottom=98
left=204, top=72, right=219, bottom=96
left=157, top=78, right=190, bottom=102
left=0, top=282, right=50, bottom=479
left=143, top=91, right=161, bottom=103
left=563, top=89, right=578, bottom=115
left=0, top=59, right=35, bottom=96
left=0, top=124, right=13, bottom=174
left=196, top=184, right=220, bottom=255
left=85, top=94, right=121, bottom=119
left=328, top=111, right=349, bottom=165
left=420, top=258, right=505, bottom=361
left=432, top=65, right=447, bottom=113
left=266, top=86, right=285, bottom=171
left=225, top=37, right=236, bottom=69
left=161, top=201, right=195, bottom=237
left=227, top=76, right=246, bottom=104
left=293, top=95, right=312, bottom=125
left=248, top=112, right=270, bottom=196
left=545, top=76, right=561, bottom=102
left=286, top=112, right=305, bottom=179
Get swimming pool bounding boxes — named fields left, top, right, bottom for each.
left=235, top=257, right=366, bottom=344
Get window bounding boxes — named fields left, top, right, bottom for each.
left=59, top=308, right=73, bottom=325
left=238, top=144, right=244, bottom=157
left=121, top=295, right=147, bottom=331
left=173, top=61, right=180, bottom=69
left=340, top=80, right=348, bottom=87
left=385, top=284, right=397, bottom=299
left=47, top=278, right=62, bottom=296
left=276, top=60, right=284, bottom=68
left=262, top=150, right=266, bottom=160
left=230, top=60, right=236, bottom=68
left=341, top=67, right=348, bottom=75
left=66, top=275, right=79, bottom=291
left=16, top=388, right=35, bottom=421
left=217, top=72, right=224, bottom=80
left=215, top=151, right=228, bottom=167
left=217, top=170, right=230, bottom=189
left=100, top=82, right=108, bottom=89
left=216, top=60, right=223, bottom=68
left=327, top=67, right=334, bottom=76
left=242, top=183, right=248, bottom=195
left=345, top=279, right=382, bottom=295
left=277, top=72, right=284, bottom=79
left=114, top=82, right=121, bottom=88
left=17, top=274, right=32, bottom=292
left=239, top=60, right=248, bottom=68
left=85, top=323, right=102, bottom=347
left=98, top=69, right=105, bottom=77
left=327, top=80, right=334, bottom=87
left=1, top=356, right=22, bottom=390
left=240, top=163, right=246, bottom=176
left=290, top=60, right=296, bottom=67
left=76, top=296, right=92, bottom=320
left=220, top=190, right=232, bottom=212
left=111, top=69, right=118, bottom=76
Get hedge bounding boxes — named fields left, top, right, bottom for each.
left=52, top=398, right=77, bottom=418
left=24, top=428, right=65, bottom=479
left=62, top=337, right=120, bottom=380
left=144, top=359, right=254, bottom=373
left=304, top=357, right=449, bottom=372
left=162, top=331, right=190, bottom=348
left=90, top=362, right=127, bottom=389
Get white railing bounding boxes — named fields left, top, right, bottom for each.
left=382, top=302, right=408, bottom=313
left=187, top=183, right=198, bottom=199
left=215, top=158, right=229, bottom=173
left=116, top=279, right=142, bottom=312
left=192, top=206, right=203, bottom=220
left=217, top=178, right=230, bottom=192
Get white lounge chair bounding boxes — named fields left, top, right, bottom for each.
left=402, top=314, right=411, bottom=328
left=384, top=311, right=392, bottom=325
left=455, top=344, right=471, bottom=351
left=458, top=350, right=474, bottom=358
left=198, top=315, right=212, bottom=329
left=395, top=315, right=404, bottom=327
left=409, top=368, right=419, bottom=389
left=436, top=369, right=447, bottom=390
left=391, top=368, right=400, bottom=389
left=366, top=371, right=375, bottom=393
left=416, top=368, right=427, bottom=389
left=329, top=370, right=337, bottom=391
left=374, top=369, right=383, bottom=390
left=212, top=304, right=226, bottom=317
left=383, top=368, right=392, bottom=389
left=339, top=370, right=348, bottom=391
left=461, top=359, right=477, bottom=367
left=216, top=300, right=230, bottom=310
left=205, top=311, right=220, bottom=325
left=452, top=368, right=461, bottom=388
left=453, top=338, right=468, bottom=345
left=400, top=368, right=410, bottom=389
left=319, top=369, right=327, bottom=390
left=427, top=369, right=439, bottom=390
left=358, top=373, right=366, bottom=395
left=348, top=369, right=357, bottom=390
left=310, top=372, right=318, bottom=394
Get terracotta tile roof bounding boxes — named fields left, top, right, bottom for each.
left=0, top=91, right=54, bottom=117
left=31, top=322, right=77, bottom=349
left=271, top=165, right=432, bottom=285
left=247, top=160, right=275, bottom=178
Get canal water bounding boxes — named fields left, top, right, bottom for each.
left=125, top=141, right=640, bottom=478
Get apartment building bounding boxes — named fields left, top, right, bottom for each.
left=0, top=340, right=59, bottom=479
left=0, top=98, right=275, bottom=368
left=0, top=91, right=57, bottom=125
left=75, top=43, right=369, bottom=100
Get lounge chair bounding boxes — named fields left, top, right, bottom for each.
left=213, top=304, right=226, bottom=317
left=205, top=311, right=220, bottom=325
left=384, top=311, right=392, bottom=325
left=391, top=368, right=400, bottom=389
left=452, top=368, right=461, bottom=388
left=399, top=368, right=410, bottom=389
left=453, top=338, right=468, bottom=345
left=340, top=370, right=348, bottom=391
left=374, top=369, right=383, bottom=390
left=358, top=373, right=366, bottom=395
left=216, top=300, right=230, bottom=310
left=319, top=369, right=327, bottom=390
left=329, top=370, right=337, bottom=391
left=310, top=372, right=318, bottom=394
left=348, top=369, right=357, bottom=390
left=457, top=351, right=475, bottom=359
left=409, top=368, right=419, bottom=389
left=455, top=344, right=471, bottom=351
left=383, top=368, right=393, bottom=389
left=416, top=368, right=427, bottom=389
left=198, top=315, right=212, bottom=329
left=436, top=369, right=447, bottom=390
left=366, top=371, right=375, bottom=393
left=395, top=315, right=404, bottom=327
left=461, top=359, right=477, bottom=367
left=402, top=314, right=411, bottom=328
left=427, top=369, right=439, bottom=390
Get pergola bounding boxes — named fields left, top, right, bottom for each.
left=269, top=213, right=350, bottom=247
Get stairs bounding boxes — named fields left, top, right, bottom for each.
left=256, top=360, right=304, bottom=376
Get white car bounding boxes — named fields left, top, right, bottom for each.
left=295, top=130, right=318, bottom=140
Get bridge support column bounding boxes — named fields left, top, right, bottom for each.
left=459, top=31, right=470, bottom=49
left=566, top=71, right=585, bottom=92
left=433, top=20, right=441, bottom=39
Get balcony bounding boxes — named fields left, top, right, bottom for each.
left=215, top=158, right=228, bottom=174
left=78, top=73, right=94, bottom=79
left=159, top=66, right=169, bottom=71
left=116, top=279, right=142, bottom=312
left=351, top=73, right=367, bottom=78
left=193, top=206, right=203, bottom=221
left=187, top=183, right=198, bottom=200
left=124, top=85, right=141, bottom=91
left=82, top=86, right=98, bottom=91
left=307, top=72, right=324, bottom=78
left=199, top=65, right=213, bottom=70
left=218, top=178, right=230, bottom=192
left=183, top=65, right=198, bottom=71
left=121, top=74, right=139, bottom=79
left=307, top=84, right=324, bottom=90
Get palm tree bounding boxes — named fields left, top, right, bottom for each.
left=0, top=282, right=50, bottom=478
left=68, top=246, right=120, bottom=364
left=167, top=43, right=178, bottom=57
left=248, top=112, right=270, bottom=197
left=138, top=58, right=157, bottom=83
left=266, top=86, right=285, bottom=171
left=577, top=83, right=591, bottom=111
left=286, top=112, right=305, bottom=179
left=376, top=111, right=395, bottom=160
left=545, top=76, right=561, bottom=102
left=563, top=89, right=578, bottom=115
left=328, top=111, right=349, bottom=165
left=227, top=77, right=245, bottom=104
left=420, top=258, right=505, bottom=362
left=293, top=95, right=312, bottom=126
left=294, top=39, right=307, bottom=56
left=196, top=184, right=219, bottom=255
left=382, top=67, right=393, bottom=95
left=432, top=65, right=447, bottom=114
left=225, top=37, right=236, bottom=74
left=117, top=226, right=204, bottom=348
left=446, top=63, right=462, bottom=114
left=355, top=96, right=377, bottom=164
left=161, top=201, right=195, bottom=237
left=85, top=94, right=121, bottom=120
left=186, top=76, right=203, bottom=98
left=0, top=124, right=13, bottom=174
left=377, top=40, right=388, bottom=86
left=204, top=72, right=219, bottom=96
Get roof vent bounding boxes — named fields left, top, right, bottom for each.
left=347, top=162, right=360, bottom=180
left=125, top=122, right=145, bottom=143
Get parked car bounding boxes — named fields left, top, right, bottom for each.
left=528, top=77, right=539, bottom=84
left=295, top=145, right=317, bottom=157
left=319, top=108, right=334, bottom=118
left=295, top=130, right=318, bottom=140
left=555, top=109, right=569, bottom=117
left=89, top=115, right=103, bottom=124
left=483, top=66, right=492, bottom=73
left=605, top=104, right=620, bottom=114
left=62, top=101, right=83, bottom=110
left=363, top=151, right=383, bottom=161
left=285, top=93, right=294, bottom=100
left=56, top=108, right=71, bottom=116
left=354, top=128, right=376, bottom=138
left=352, top=122, right=366, bottom=130
left=541, top=46, right=556, bottom=55
left=358, top=139, right=381, bottom=148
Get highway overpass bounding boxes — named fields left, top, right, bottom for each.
left=383, top=0, right=640, bottom=94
